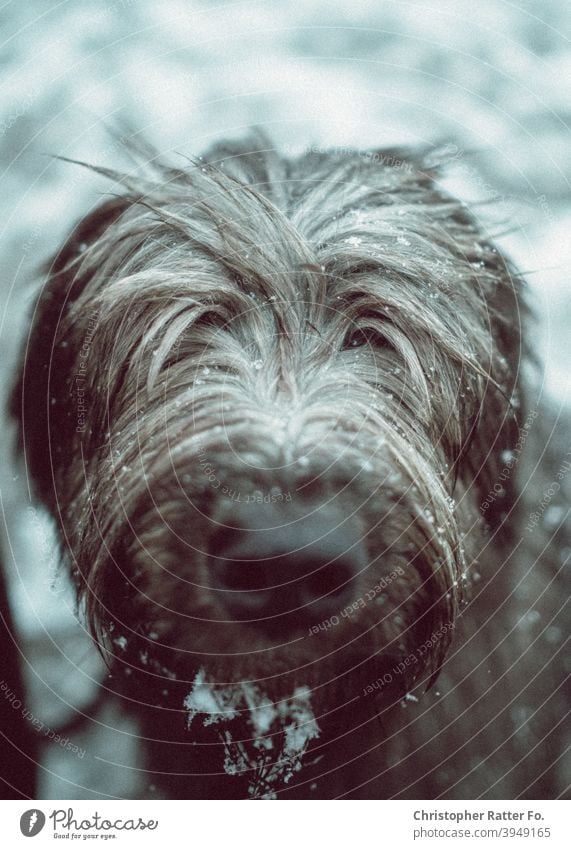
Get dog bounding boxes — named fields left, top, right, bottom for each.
left=11, top=134, right=569, bottom=799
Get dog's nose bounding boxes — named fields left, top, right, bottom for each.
left=209, top=504, right=367, bottom=630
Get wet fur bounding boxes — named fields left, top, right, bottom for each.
left=12, top=135, right=568, bottom=798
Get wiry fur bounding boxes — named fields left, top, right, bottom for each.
left=12, top=135, right=568, bottom=799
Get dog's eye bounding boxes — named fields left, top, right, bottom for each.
left=342, top=328, right=396, bottom=353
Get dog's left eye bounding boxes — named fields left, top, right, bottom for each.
left=342, top=328, right=396, bottom=353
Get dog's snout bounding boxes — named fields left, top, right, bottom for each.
left=215, top=546, right=357, bottom=615
left=209, top=505, right=367, bottom=630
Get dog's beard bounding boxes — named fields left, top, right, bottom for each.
left=184, top=668, right=320, bottom=798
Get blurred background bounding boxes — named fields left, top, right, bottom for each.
left=0, top=0, right=569, bottom=798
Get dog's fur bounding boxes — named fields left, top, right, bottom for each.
left=12, top=135, right=568, bottom=799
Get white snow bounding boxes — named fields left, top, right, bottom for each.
left=184, top=670, right=320, bottom=797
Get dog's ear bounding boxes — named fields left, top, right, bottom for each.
left=10, top=195, right=132, bottom=507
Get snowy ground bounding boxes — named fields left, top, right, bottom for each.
left=0, top=0, right=569, bottom=798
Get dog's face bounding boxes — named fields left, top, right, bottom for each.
left=15, top=140, right=523, bottom=713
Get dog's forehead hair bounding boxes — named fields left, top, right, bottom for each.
left=58, top=142, right=514, bottom=419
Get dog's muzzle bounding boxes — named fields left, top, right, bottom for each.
left=207, top=502, right=366, bottom=632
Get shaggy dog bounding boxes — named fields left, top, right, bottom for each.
left=12, top=135, right=568, bottom=799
